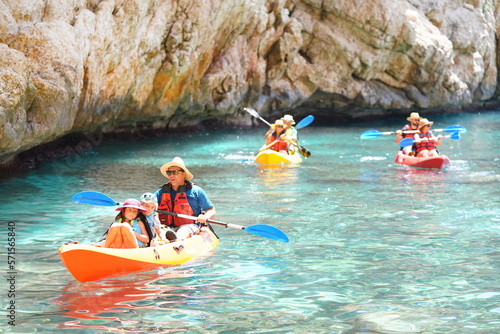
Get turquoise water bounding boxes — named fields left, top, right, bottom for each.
left=1, top=110, right=499, bottom=333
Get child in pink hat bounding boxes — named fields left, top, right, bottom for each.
left=103, top=198, right=153, bottom=248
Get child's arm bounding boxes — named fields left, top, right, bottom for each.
left=135, top=221, right=150, bottom=244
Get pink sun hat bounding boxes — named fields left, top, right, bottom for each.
left=115, top=198, right=147, bottom=212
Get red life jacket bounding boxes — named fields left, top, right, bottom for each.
left=415, top=132, right=437, bottom=152
left=269, top=133, right=289, bottom=152
left=402, top=124, right=417, bottom=139
left=158, top=182, right=194, bottom=227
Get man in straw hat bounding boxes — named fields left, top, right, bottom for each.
left=414, top=118, right=442, bottom=157
left=396, top=112, right=422, bottom=155
left=154, top=157, right=216, bottom=241
left=281, top=114, right=298, bottom=150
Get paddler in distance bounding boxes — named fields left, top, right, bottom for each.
left=395, top=112, right=421, bottom=155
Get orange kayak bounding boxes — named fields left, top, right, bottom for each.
left=394, top=151, right=450, bottom=169
left=58, top=226, right=219, bottom=282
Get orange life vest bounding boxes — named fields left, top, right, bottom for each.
left=402, top=124, right=417, bottom=139
left=269, top=133, right=289, bottom=152
left=158, top=183, right=194, bottom=227
left=415, top=132, right=437, bottom=152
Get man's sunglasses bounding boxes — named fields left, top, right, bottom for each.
left=166, top=170, right=184, bottom=176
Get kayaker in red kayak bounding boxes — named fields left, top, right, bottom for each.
left=395, top=112, right=421, bottom=155
left=414, top=118, right=443, bottom=157
left=103, top=199, right=152, bottom=248
left=155, top=157, right=216, bottom=241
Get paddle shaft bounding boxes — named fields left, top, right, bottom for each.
left=400, top=133, right=459, bottom=147
left=362, top=125, right=466, bottom=139
left=381, top=128, right=459, bottom=136
left=157, top=210, right=246, bottom=230
left=400, top=128, right=458, bottom=134
left=419, top=133, right=457, bottom=140
left=73, top=191, right=290, bottom=242
left=259, top=117, right=272, bottom=127
left=244, top=107, right=313, bottom=130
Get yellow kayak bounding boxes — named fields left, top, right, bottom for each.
left=59, top=226, right=219, bottom=282
left=255, top=149, right=302, bottom=165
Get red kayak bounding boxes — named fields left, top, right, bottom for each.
left=394, top=151, right=450, bottom=169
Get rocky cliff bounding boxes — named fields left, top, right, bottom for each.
left=0, top=0, right=498, bottom=166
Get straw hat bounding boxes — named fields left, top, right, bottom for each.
left=418, top=118, right=434, bottom=128
left=407, top=112, right=421, bottom=121
left=160, top=157, right=194, bottom=180
left=115, top=198, right=147, bottom=212
left=272, top=119, right=285, bottom=128
left=281, top=114, right=296, bottom=124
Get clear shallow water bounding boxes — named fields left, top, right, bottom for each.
left=1, top=110, right=499, bottom=333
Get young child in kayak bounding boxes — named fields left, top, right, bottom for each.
left=414, top=118, right=442, bottom=157
left=140, top=192, right=166, bottom=244
left=103, top=199, right=153, bottom=248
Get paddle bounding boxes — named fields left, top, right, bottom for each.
left=72, top=191, right=118, bottom=206
left=294, top=115, right=315, bottom=130
left=157, top=210, right=289, bottom=243
left=244, top=108, right=314, bottom=130
left=244, top=107, right=313, bottom=157
left=399, top=131, right=461, bottom=147
left=360, top=124, right=467, bottom=139
left=244, top=107, right=272, bottom=127
left=72, top=191, right=289, bottom=242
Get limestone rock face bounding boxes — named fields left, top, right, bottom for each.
left=0, top=0, right=498, bottom=164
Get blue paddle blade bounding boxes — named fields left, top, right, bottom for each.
left=72, top=191, right=118, bottom=206
left=399, top=138, right=415, bottom=147
left=295, top=115, right=314, bottom=129
left=360, top=130, right=382, bottom=139
left=444, top=125, right=466, bottom=133
left=245, top=224, right=289, bottom=242
left=450, top=131, right=461, bottom=140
